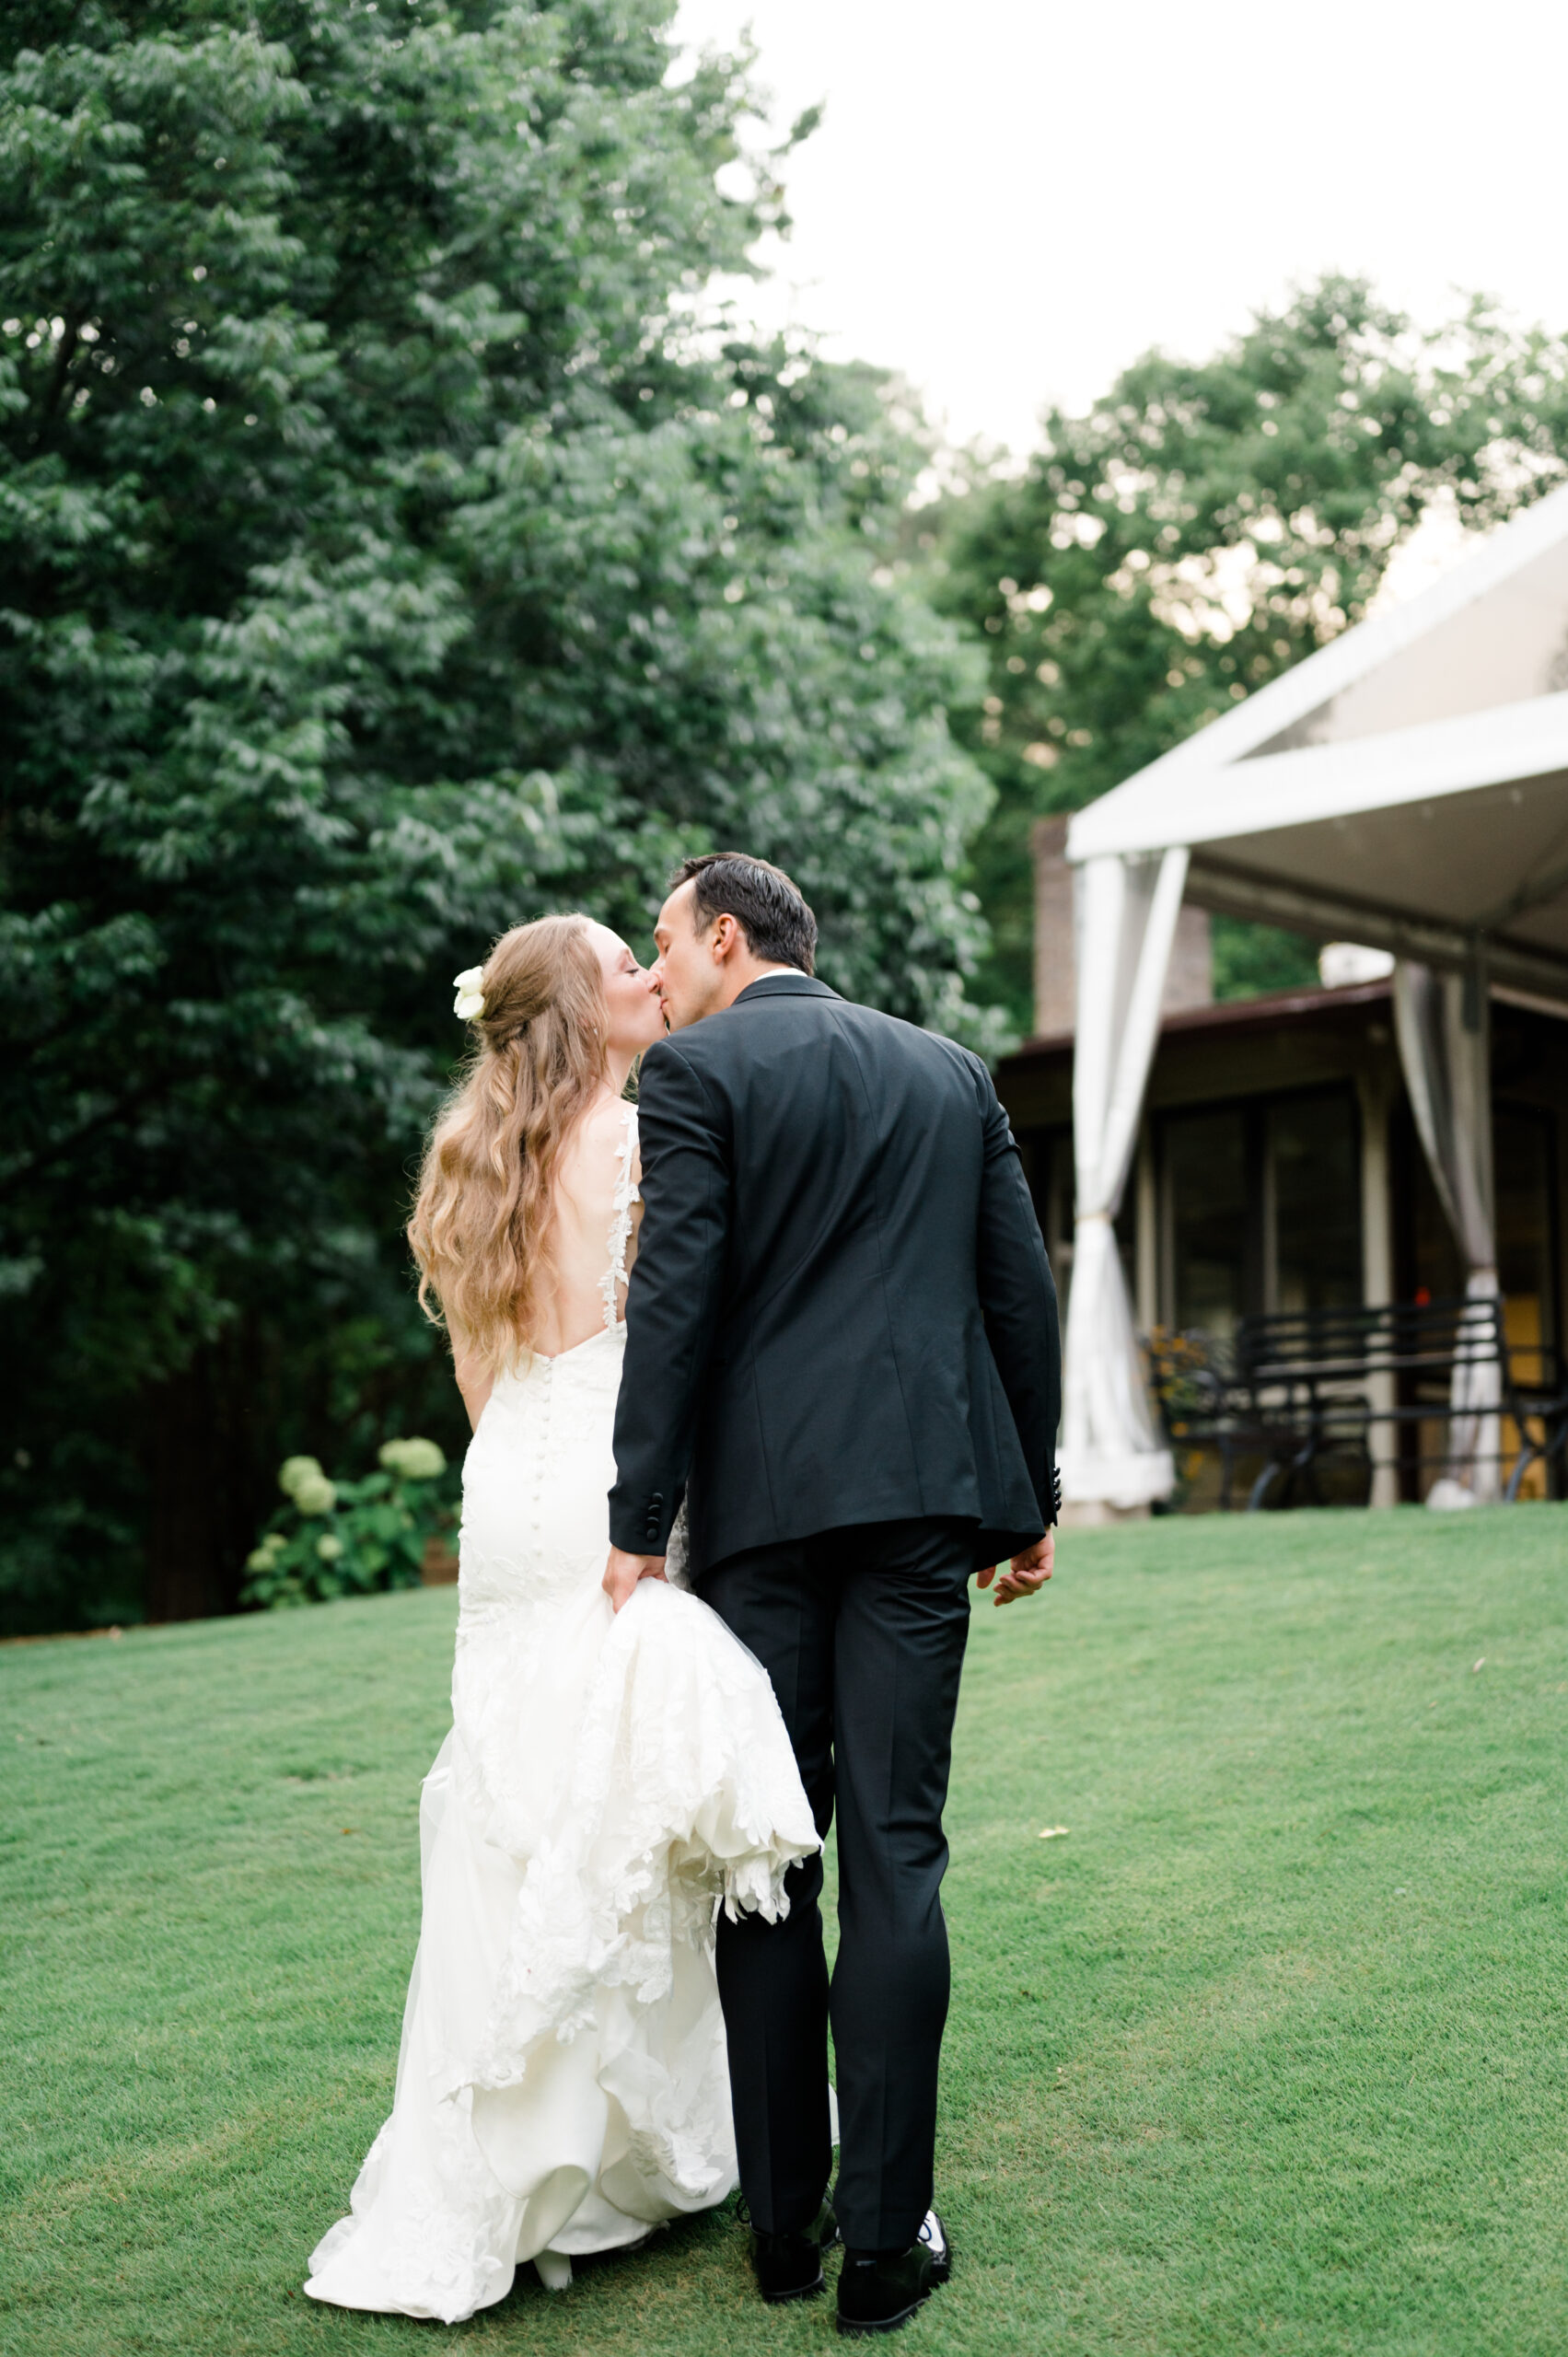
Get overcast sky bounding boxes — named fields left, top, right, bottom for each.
left=672, top=0, right=1568, bottom=460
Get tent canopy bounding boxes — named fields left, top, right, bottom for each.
left=1056, top=481, right=1568, bottom=1511
left=1067, top=482, right=1568, bottom=1003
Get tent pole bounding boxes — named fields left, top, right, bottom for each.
left=1356, top=1068, right=1399, bottom=1507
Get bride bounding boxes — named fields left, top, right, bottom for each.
left=305, top=914, right=818, bottom=2324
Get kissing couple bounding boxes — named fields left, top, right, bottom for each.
left=305, top=853, right=1061, bottom=2336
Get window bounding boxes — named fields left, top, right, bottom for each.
left=1268, top=1093, right=1361, bottom=1315
left=1159, top=1087, right=1362, bottom=1340
left=1162, top=1107, right=1251, bottom=1340
left=1495, top=1106, right=1559, bottom=1379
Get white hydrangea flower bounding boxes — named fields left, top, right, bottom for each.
left=293, top=1473, right=338, bottom=1517
left=316, top=1533, right=344, bottom=1562
left=453, top=966, right=486, bottom=1021
left=278, top=1454, right=324, bottom=1500
left=379, top=1436, right=447, bottom=1481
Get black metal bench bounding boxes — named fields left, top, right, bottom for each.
left=1148, top=1328, right=1373, bottom=1510
left=1148, top=1297, right=1568, bottom=1510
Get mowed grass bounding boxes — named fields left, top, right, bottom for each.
left=3, top=1509, right=1567, bottom=2357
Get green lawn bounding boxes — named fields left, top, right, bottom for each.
left=4, top=1508, right=1567, bottom=2357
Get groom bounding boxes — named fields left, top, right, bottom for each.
left=605, top=853, right=1060, bottom=2337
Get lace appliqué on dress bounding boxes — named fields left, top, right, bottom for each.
left=664, top=1500, right=692, bottom=1591
left=598, top=1104, right=639, bottom=1331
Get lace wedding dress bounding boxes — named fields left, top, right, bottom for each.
left=306, top=1108, right=818, bottom=2323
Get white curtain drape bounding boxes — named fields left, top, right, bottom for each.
left=1391, top=959, right=1502, bottom=1504
left=1059, top=849, right=1186, bottom=1509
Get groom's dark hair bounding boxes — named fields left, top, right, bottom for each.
left=673, top=852, right=818, bottom=976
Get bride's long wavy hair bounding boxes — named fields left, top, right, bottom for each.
left=408, top=914, right=608, bottom=1368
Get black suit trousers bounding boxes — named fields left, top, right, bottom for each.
left=696, top=1517, right=974, bottom=2253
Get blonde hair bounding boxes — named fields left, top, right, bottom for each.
left=408, top=914, right=609, bottom=1368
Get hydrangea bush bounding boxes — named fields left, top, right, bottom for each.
left=242, top=1441, right=455, bottom=1608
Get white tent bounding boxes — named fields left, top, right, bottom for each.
left=1061, top=481, right=1568, bottom=1511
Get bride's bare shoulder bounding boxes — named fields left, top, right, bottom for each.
left=584, top=1092, right=633, bottom=1141
left=567, top=1093, right=633, bottom=1164
left=553, top=1093, right=633, bottom=1202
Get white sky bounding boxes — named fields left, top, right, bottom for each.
left=672, top=0, right=1568, bottom=461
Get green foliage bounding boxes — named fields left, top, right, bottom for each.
left=929, top=278, right=1568, bottom=1025
left=0, top=0, right=993, bottom=1631
left=1210, top=914, right=1322, bottom=1003
left=240, top=1439, right=453, bottom=1608
left=6, top=1509, right=1568, bottom=2352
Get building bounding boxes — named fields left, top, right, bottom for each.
left=998, top=962, right=1568, bottom=1504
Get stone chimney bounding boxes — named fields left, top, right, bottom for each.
left=1031, top=815, right=1213, bottom=1038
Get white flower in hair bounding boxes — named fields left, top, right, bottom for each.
left=453, top=966, right=486, bottom=1020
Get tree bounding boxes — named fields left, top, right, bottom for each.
left=0, top=1, right=992, bottom=1631
left=930, top=278, right=1568, bottom=1027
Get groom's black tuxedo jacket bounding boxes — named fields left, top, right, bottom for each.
left=609, top=973, right=1061, bottom=1574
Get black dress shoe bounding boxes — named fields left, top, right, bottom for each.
left=747, top=2196, right=840, bottom=2303
left=836, top=2211, right=950, bottom=2336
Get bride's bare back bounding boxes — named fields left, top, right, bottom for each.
left=453, top=1090, right=640, bottom=1428
left=533, top=1092, right=642, bottom=1356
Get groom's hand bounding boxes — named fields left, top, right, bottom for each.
left=976, top=1531, right=1054, bottom=1608
left=603, top=1546, right=668, bottom=1613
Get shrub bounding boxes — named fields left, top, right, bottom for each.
left=242, top=1442, right=455, bottom=1608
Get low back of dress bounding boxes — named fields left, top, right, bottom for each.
left=528, top=1098, right=639, bottom=1357
left=455, top=1103, right=637, bottom=1630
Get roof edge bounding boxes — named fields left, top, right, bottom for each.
left=1002, top=976, right=1395, bottom=1062
left=1001, top=973, right=1568, bottom=1071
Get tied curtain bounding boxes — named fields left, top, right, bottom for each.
left=1059, top=849, right=1186, bottom=1509
left=1391, top=960, right=1502, bottom=1504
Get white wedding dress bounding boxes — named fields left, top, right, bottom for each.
left=306, top=1109, right=818, bottom=2323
